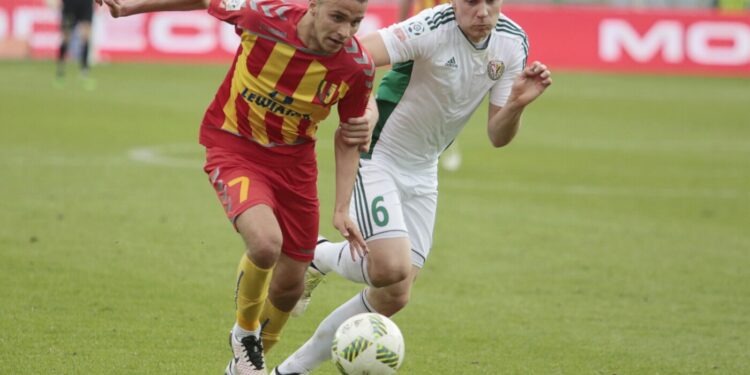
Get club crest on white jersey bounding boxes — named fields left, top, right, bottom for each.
left=487, top=60, right=505, bottom=80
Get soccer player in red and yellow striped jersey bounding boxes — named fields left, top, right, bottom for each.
left=201, top=0, right=375, bottom=153
left=97, top=0, right=376, bottom=373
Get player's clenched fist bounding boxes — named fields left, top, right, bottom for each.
left=510, top=61, right=552, bottom=107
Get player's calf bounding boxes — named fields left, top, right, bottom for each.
left=367, top=273, right=414, bottom=316
left=290, top=262, right=326, bottom=317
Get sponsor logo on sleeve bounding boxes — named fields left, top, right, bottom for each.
left=394, top=28, right=407, bottom=42
left=406, top=21, right=426, bottom=37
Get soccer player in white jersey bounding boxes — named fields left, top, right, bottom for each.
left=273, top=0, right=551, bottom=373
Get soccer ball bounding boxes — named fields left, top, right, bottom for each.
left=331, top=313, right=405, bottom=375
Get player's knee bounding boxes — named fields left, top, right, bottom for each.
left=368, top=260, right=410, bottom=288
left=366, top=238, right=412, bottom=287
left=369, top=268, right=409, bottom=288
left=245, top=235, right=282, bottom=268
left=79, top=23, right=91, bottom=33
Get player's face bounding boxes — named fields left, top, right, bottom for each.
left=452, top=0, right=502, bottom=43
left=309, top=0, right=367, bottom=54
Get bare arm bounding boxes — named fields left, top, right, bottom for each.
left=487, top=103, right=518, bottom=148
left=333, top=128, right=368, bottom=259
left=360, top=95, right=378, bottom=152
left=487, top=61, right=552, bottom=147
left=96, top=0, right=209, bottom=17
left=360, top=32, right=391, bottom=68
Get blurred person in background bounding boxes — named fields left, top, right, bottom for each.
left=55, top=0, right=95, bottom=89
left=273, top=0, right=552, bottom=373
left=96, top=0, right=377, bottom=373
left=401, top=0, right=463, bottom=172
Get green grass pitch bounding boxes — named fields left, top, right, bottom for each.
left=1, top=61, right=748, bottom=374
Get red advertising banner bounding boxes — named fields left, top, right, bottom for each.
left=1, top=0, right=749, bottom=76
left=508, top=5, right=750, bottom=76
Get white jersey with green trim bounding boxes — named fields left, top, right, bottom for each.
left=370, top=4, right=528, bottom=171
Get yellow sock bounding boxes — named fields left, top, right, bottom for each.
left=259, top=299, right=290, bottom=352
left=235, top=254, right=273, bottom=332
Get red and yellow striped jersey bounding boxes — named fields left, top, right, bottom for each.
left=200, top=0, right=375, bottom=156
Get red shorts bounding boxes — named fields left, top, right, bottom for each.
left=203, top=143, right=319, bottom=262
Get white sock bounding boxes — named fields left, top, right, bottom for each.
left=314, top=240, right=371, bottom=285
left=232, top=322, right=260, bottom=339
left=276, top=290, right=374, bottom=374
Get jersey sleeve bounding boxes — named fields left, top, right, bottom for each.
left=337, top=48, right=375, bottom=122
left=489, top=37, right=529, bottom=107
left=208, top=0, right=257, bottom=28
left=377, top=6, right=441, bottom=65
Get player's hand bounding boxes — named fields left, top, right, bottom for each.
left=360, top=106, right=378, bottom=152
left=339, top=112, right=374, bottom=153
left=96, top=0, right=126, bottom=18
left=333, top=211, right=368, bottom=260
left=510, top=61, right=552, bottom=107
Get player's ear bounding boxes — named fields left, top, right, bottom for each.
left=309, top=0, right=319, bottom=13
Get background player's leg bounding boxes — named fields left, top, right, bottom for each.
left=77, top=22, right=92, bottom=76
left=57, top=15, right=74, bottom=80
left=76, top=0, right=95, bottom=89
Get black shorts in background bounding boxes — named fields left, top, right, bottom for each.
left=61, top=0, right=93, bottom=30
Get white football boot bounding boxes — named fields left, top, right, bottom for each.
left=224, top=331, right=267, bottom=375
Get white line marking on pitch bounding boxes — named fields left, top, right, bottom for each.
left=127, top=144, right=203, bottom=168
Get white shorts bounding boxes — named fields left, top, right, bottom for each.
left=349, top=157, right=437, bottom=268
